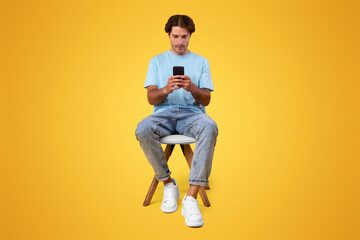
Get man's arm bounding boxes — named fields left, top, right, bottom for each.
left=181, top=75, right=211, bottom=106
left=147, top=75, right=211, bottom=106
left=189, top=86, right=211, bottom=106
left=146, top=76, right=184, bottom=105
left=146, top=85, right=167, bottom=105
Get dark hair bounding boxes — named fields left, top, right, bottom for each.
left=165, top=15, right=195, bottom=35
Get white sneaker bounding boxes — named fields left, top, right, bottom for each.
left=161, top=179, right=180, bottom=213
left=181, top=194, right=204, bottom=227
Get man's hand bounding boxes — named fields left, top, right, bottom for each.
left=146, top=76, right=184, bottom=105
left=180, top=75, right=196, bottom=92
left=176, top=75, right=211, bottom=106
left=163, top=76, right=184, bottom=95
left=167, top=75, right=196, bottom=92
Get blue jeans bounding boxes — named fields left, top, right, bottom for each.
left=135, top=107, right=218, bottom=187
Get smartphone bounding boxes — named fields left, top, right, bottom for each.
left=173, top=66, right=184, bottom=77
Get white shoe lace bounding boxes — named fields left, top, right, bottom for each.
left=185, top=198, right=201, bottom=216
left=163, top=183, right=176, bottom=202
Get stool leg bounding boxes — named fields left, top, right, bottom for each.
left=143, top=144, right=174, bottom=206
left=181, top=144, right=211, bottom=207
left=143, top=175, right=159, bottom=206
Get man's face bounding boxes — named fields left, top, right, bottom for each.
left=169, top=26, right=191, bottom=55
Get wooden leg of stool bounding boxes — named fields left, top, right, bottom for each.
left=181, top=144, right=211, bottom=207
left=143, top=144, right=174, bottom=206
left=199, top=187, right=210, bottom=207
left=143, top=176, right=159, bottom=206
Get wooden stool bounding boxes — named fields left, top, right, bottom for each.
left=143, top=134, right=211, bottom=207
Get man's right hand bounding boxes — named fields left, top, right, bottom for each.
left=163, top=75, right=184, bottom=95
left=146, top=76, right=184, bottom=105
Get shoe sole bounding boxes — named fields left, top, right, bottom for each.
left=181, top=208, right=204, bottom=227
left=161, top=188, right=180, bottom=213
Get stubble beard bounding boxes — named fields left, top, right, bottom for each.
left=173, top=45, right=188, bottom=55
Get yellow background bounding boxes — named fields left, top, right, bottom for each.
left=1, top=0, right=359, bottom=239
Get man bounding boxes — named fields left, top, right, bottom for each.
left=135, top=15, right=218, bottom=228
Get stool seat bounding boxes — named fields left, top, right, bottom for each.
left=160, top=134, right=196, bottom=144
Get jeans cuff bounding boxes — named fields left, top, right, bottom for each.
left=157, top=170, right=171, bottom=182
left=189, top=179, right=209, bottom=187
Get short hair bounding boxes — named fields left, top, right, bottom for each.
left=165, top=15, right=195, bottom=35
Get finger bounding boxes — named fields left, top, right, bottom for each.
left=169, top=76, right=178, bottom=81
left=171, top=81, right=184, bottom=86
left=170, top=86, right=180, bottom=90
left=170, top=81, right=183, bottom=85
left=170, top=77, right=183, bottom=82
left=170, top=78, right=182, bottom=82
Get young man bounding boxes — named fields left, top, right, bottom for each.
left=135, top=15, right=218, bottom=227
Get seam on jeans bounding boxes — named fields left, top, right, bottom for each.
left=157, top=170, right=171, bottom=181
left=186, top=122, right=200, bottom=137
left=189, top=179, right=208, bottom=182
left=153, top=120, right=168, bottom=136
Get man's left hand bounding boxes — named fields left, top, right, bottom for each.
left=180, top=75, right=196, bottom=92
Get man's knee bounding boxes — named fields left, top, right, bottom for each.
left=199, top=116, right=218, bottom=137
left=135, top=119, right=153, bottom=141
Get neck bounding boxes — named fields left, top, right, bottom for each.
left=170, top=48, right=190, bottom=56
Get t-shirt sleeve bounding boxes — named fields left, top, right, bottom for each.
left=144, top=57, right=158, bottom=88
left=198, top=58, right=214, bottom=91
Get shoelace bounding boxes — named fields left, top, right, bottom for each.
left=186, top=198, right=201, bottom=216
left=163, top=184, right=176, bottom=202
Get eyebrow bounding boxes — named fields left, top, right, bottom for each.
left=172, top=34, right=189, bottom=37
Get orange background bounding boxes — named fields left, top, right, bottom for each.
left=1, top=0, right=359, bottom=239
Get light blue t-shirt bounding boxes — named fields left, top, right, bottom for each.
left=144, top=50, right=214, bottom=114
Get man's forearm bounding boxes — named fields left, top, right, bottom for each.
left=190, top=86, right=211, bottom=106
left=147, top=83, right=211, bottom=106
left=147, top=87, right=168, bottom=105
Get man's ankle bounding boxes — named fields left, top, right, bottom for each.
left=186, top=185, right=200, bottom=199
left=186, top=193, right=197, bottom=199
left=163, top=177, right=173, bottom=185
